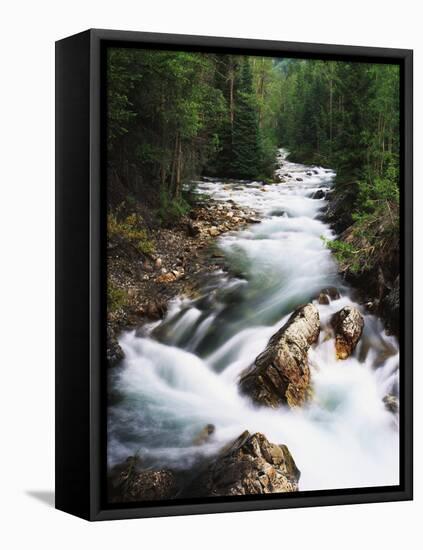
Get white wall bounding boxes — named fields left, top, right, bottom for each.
left=0, top=0, right=420, bottom=548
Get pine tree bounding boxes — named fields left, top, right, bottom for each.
left=232, top=58, right=262, bottom=179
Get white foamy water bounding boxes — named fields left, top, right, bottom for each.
left=108, top=149, right=399, bottom=491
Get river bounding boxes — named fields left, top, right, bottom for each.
left=108, top=149, right=399, bottom=492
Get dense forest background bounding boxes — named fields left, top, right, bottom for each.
left=107, top=48, right=400, bottom=309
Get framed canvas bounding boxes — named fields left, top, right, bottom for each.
left=55, top=29, right=413, bottom=521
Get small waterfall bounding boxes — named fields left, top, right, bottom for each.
left=108, top=149, right=399, bottom=491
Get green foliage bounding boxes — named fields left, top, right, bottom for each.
left=107, top=49, right=140, bottom=149
left=108, top=281, right=128, bottom=311
left=107, top=49, right=287, bottom=219
left=322, top=157, right=399, bottom=276
left=355, top=159, right=399, bottom=217
left=157, top=190, right=191, bottom=225
left=107, top=48, right=226, bottom=205
left=231, top=59, right=262, bottom=178
left=108, top=212, right=155, bottom=255
left=322, top=237, right=361, bottom=274
left=276, top=60, right=399, bottom=182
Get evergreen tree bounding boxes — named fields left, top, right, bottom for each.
left=232, top=59, right=262, bottom=178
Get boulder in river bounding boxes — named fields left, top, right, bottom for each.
left=239, top=304, right=320, bottom=408
left=193, top=424, right=215, bottom=445
left=331, top=306, right=364, bottom=359
left=188, top=431, right=300, bottom=496
left=318, top=292, right=330, bottom=305
left=320, top=286, right=341, bottom=301
left=317, top=286, right=340, bottom=305
left=383, top=394, right=399, bottom=414
left=381, top=276, right=400, bottom=336
left=107, top=325, right=124, bottom=368
left=312, top=189, right=326, bottom=199
left=147, top=299, right=168, bottom=319
left=108, top=456, right=178, bottom=502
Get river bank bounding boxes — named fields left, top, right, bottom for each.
left=323, top=179, right=400, bottom=336
left=107, top=192, right=259, bottom=366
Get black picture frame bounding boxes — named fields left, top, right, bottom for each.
left=55, top=28, right=413, bottom=521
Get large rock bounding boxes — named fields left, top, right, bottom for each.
left=186, top=221, right=200, bottom=237
left=108, top=456, right=178, bottom=502
left=381, top=276, right=399, bottom=336
left=193, top=424, right=215, bottom=445
left=320, top=286, right=341, bottom=301
left=312, top=189, right=326, bottom=199
left=239, top=304, right=320, bottom=408
left=331, top=306, right=364, bottom=359
left=324, top=188, right=355, bottom=233
left=318, top=292, right=330, bottom=305
left=107, top=325, right=124, bottom=368
left=383, top=394, right=399, bottom=414
left=188, top=431, right=300, bottom=496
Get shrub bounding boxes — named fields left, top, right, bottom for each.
left=108, top=281, right=128, bottom=311
left=157, top=190, right=191, bottom=225
left=108, top=211, right=155, bottom=255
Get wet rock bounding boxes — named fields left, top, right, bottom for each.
left=312, top=189, right=326, bottom=199
left=209, top=227, right=220, bottom=237
left=186, top=221, right=200, bottom=237
left=324, top=188, right=355, bottom=233
left=364, top=301, right=377, bottom=313
left=312, top=169, right=319, bottom=175
left=107, top=325, right=124, bottom=368
left=306, top=171, right=313, bottom=176
left=145, top=300, right=167, bottom=320
left=296, top=177, right=303, bottom=182
left=108, top=456, right=178, bottom=502
left=381, top=276, right=400, bottom=336
left=331, top=306, right=364, bottom=359
left=320, top=286, right=341, bottom=301
left=318, top=292, right=330, bottom=305
left=239, top=304, right=320, bottom=408
left=193, top=424, right=215, bottom=445
left=383, top=394, right=399, bottom=414
left=188, top=431, right=300, bottom=496
left=246, top=217, right=261, bottom=224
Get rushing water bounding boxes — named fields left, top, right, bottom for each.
left=108, top=149, right=399, bottom=492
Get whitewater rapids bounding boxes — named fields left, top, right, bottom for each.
left=108, top=149, right=399, bottom=492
